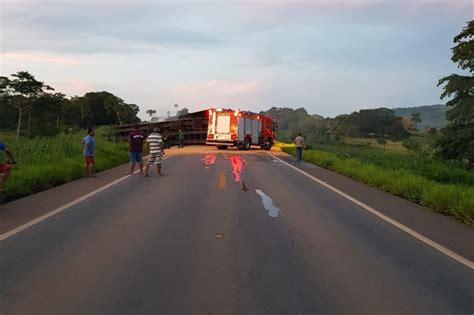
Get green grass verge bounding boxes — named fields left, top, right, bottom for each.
left=343, top=137, right=410, bottom=154
left=313, top=144, right=474, bottom=186
left=1, top=127, right=129, bottom=202
left=280, top=144, right=474, bottom=225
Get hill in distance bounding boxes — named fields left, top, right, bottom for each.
left=392, top=104, right=447, bottom=129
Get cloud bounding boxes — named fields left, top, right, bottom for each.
left=172, top=80, right=262, bottom=109
left=51, top=80, right=95, bottom=96
left=1, top=1, right=224, bottom=55
left=0, top=52, right=79, bottom=64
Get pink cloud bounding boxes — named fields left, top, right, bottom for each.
left=0, top=52, right=79, bottom=64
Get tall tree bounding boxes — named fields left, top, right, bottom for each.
left=6, top=71, right=53, bottom=142
left=437, top=20, right=474, bottom=168
left=146, top=109, right=157, bottom=120
left=29, top=93, right=66, bottom=136
left=0, top=77, right=17, bottom=129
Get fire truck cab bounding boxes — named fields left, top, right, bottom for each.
left=206, top=108, right=277, bottom=150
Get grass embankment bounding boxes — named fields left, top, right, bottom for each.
left=279, top=143, right=474, bottom=225
left=1, top=127, right=129, bottom=202
left=343, top=137, right=410, bottom=153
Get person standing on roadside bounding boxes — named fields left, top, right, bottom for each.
left=294, top=133, right=305, bottom=162
left=144, top=128, right=164, bottom=177
left=83, top=127, right=96, bottom=178
left=178, top=129, right=185, bottom=148
left=128, top=124, right=146, bottom=174
left=0, top=142, right=16, bottom=193
left=163, top=130, right=169, bottom=149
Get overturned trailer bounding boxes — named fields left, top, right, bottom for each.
left=115, top=110, right=209, bottom=145
left=116, top=108, right=278, bottom=148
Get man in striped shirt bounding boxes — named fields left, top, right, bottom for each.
left=144, top=128, right=164, bottom=177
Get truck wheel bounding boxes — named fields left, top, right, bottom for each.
left=244, top=138, right=251, bottom=151
left=217, top=145, right=228, bottom=150
left=263, top=138, right=273, bottom=150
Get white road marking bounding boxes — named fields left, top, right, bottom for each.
left=0, top=155, right=171, bottom=241
left=266, top=152, right=474, bottom=270
left=256, top=189, right=281, bottom=218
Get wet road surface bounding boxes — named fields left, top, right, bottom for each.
left=1, top=150, right=473, bottom=314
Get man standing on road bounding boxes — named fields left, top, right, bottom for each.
left=144, top=128, right=164, bottom=177
left=83, top=127, right=96, bottom=178
left=178, top=129, right=185, bottom=148
left=294, top=133, right=305, bottom=162
left=128, top=124, right=146, bottom=174
left=0, top=142, right=16, bottom=193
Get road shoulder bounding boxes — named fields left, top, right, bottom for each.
left=0, top=163, right=136, bottom=235
left=269, top=149, right=474, bottom=261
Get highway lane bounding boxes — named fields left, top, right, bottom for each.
left=1, top=150, right=473, bottom=314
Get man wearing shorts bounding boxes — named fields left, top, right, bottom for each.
left=0, top=142, right=16, bottom=193
left=83, top=127, right=96, bottom=178
left=144, top=128, right=164, bottom=177
left=128, top=124, right=146, bottom=174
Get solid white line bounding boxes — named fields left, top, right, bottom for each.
left=0, top=155, right=171, bottom=241
left=266, top=152, right=474, bottom=270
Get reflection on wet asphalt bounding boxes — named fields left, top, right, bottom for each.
left=201, top=154, right=217, bottom=168
left=224, top=155, right=246, bottom=182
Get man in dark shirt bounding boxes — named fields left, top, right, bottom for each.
left=163, top=130, right=169, bottom=149
left=0, top=142, right=16, bottom=193
left=128, top=124, right=146, bottom=174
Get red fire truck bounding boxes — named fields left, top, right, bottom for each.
left=206, top=108, right=277, bottom=150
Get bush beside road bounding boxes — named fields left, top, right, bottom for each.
left=1, top=127, right=129, bottom=202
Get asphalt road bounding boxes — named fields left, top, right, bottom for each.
left=1, top=149, right=473, bottom=314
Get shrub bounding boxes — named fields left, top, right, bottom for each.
left=2, top=127, right=129, bottom=202
left=402, top=138, right=422, bottom=152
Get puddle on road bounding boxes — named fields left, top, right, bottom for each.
left=255, top=189, right=281, bottom=218
left=224, top=155, right=246, bottom=182
left=201, top=154, right=217, bottom=169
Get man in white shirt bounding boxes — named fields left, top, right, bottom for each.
left=144, top=128, right=164, bottom=177
left=294, top=133, right=305, bottom=162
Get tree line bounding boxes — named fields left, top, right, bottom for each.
left=264, top=107, right=410, bottom=145
left=0, top=71, right=140, bottom=140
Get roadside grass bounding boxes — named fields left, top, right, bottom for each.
left=343, top=137, right=409, bottom=154
left=278, top=143, right=474, bottom=225
left=313, top=144, right=473, bottom=186
left=1, top=127, right=129, bottom=202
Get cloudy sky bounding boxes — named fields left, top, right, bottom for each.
left=1, top=0, right=472, bottom=119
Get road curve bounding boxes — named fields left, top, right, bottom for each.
left=1, top=149, right=473, bottom=314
